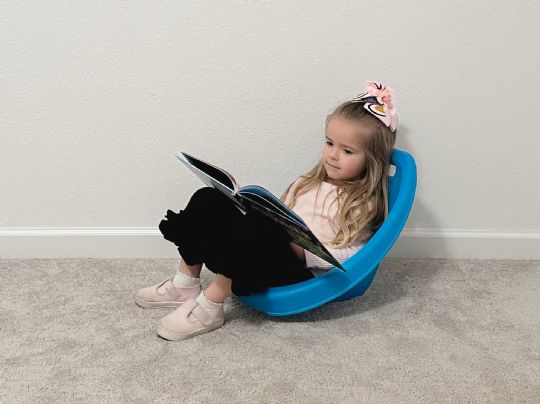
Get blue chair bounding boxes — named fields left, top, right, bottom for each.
left=237, top=148, right=417, bottom=316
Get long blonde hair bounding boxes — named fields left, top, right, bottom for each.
left=280, top=101, right=396, bottom=248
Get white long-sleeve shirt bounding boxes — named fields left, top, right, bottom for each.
left=284, top=179, right=370, bottom=277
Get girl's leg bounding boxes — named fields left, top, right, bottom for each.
left=203, top=274, right=232, bottom=303
left=159, top=187, right=245, bottom=269
left=159, top=187, right=313, bottom=296
left=178, top=259, right=232, bottom=304
left=164, top=188, right=240, bottom=290
left=178, top=259, right=202, bottom=278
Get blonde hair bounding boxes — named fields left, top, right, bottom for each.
left=280, top=101, right=396, bottom=248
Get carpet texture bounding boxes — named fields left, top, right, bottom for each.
left=1, top=258, right=539, bottom=403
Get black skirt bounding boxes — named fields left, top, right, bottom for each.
left=158, top=187, right=314, bottom=296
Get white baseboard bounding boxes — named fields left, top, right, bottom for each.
left=388, top=229, right=540, bottom=260
left=1, top=227, right=539, bottom=259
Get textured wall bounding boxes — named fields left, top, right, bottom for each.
left=2, top=1, right=539, bottom=235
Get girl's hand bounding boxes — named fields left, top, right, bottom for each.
left=289, top=242, right=306, bottom=264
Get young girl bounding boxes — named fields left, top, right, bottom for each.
left=134, top=81, right=397, bottom=341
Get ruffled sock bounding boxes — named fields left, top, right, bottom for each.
left=172, top=269, right=201, bottom=288
left=196, top=291, right=224, bottom=309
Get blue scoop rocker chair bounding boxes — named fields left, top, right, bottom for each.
left=237, top=148, right=417, bottom=316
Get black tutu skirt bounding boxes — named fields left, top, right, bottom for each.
left=158, top=187, right=314, bottom=296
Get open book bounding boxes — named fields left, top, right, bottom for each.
left=176, top=152, right=345, bottom=271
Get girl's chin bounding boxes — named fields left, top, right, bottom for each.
left=326, top=177, right=345, bottom=186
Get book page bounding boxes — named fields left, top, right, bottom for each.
left=175, top=152, right=246, bottom=214
left=239, top=185, right=306, bottom=227
left=176, top=152, right=239, bottom=193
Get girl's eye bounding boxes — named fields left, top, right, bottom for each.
left=326, top=141, right=333, bottom=146
left=344, top=150, right=353, bottom=155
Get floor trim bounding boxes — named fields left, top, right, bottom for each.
left=1, top=227, right=539, bottom=259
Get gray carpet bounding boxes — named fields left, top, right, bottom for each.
left=1, top=258, right=538, bottom=403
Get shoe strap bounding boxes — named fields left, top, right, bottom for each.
left=157, top=278, right=172, bottom=289
left=155, top=278, right=174, bottom=296
left=182, top=299, right=215, bottom=327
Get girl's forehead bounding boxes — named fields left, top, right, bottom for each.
left=326, top=116, right=366, bottom=146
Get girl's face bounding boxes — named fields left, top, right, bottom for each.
left=322, top=116, right=367, bottom=185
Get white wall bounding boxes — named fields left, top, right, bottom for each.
left=2, top=1, right=539, bottom=258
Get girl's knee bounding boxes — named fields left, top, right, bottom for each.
left=190, top=187, right=229, bottom=207
left=194, top=186, right=220, bottom=198
left=189, top=187, right=222, bottom=206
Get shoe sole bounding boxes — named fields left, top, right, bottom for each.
left=156, top=321, right=224, bottom=341
left=134, top=295, right=185, bottom=309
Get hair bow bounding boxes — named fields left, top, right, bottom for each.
left=351, top=81, right=398, bottom=132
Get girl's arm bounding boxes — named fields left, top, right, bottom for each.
left=289, top=242, right=306, bottom=264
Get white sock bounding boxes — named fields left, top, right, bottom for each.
left=196, top=291, right=223, bottom=309
left=172, top=269, right=200, bottom=288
